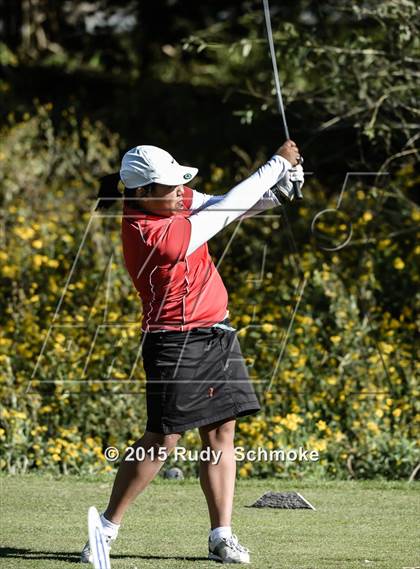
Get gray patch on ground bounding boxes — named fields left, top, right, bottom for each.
left=248, top=491, right=316, bottom=510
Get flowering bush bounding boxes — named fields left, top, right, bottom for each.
left=0, top=106, right=419, bottom=479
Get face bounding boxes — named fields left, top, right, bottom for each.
left=137, top=183, right=185, bottom=217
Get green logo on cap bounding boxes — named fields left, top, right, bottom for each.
left=183, top=173, right=192, bottom=180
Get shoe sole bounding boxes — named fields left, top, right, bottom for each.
left=208, top=552, right=250, bottom=564
left=88, top=507, right=111, bottom=569
left=80, top=553, right=93, bottom=564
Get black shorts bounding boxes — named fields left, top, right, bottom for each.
left=140, top=318, right=261, bottom=434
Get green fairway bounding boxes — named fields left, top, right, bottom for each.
left=0, top=475, right=419, bottom=569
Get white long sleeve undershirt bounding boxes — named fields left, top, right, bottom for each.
left=190, top=187, right=282, bottom=221
left=185, top=154, right=291, bottom=256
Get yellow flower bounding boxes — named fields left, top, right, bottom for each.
left=330, top=336, right=341, bottom=345
left=378, top=239, right=391, bottom=250
left=14, top=226, right=35, bottom=240
left=211, top=166, right=224, bottom=182
left=393, top=258, right=405, bottom=270
left=392, top=408, right=402, bottom=418
left=367, top=421, right=380, bottom=434
left=32, top=239, right=43, bottom=249
left=316, top=420, right=327, bottom=431
left=280, top=413, right=303, bottom=431
left=311, top=439, right=327, bottom=452
left=239, top=467, right=248, bottom=477
left=33, top=254, right=44, bottom=268
left=296, top=355, right=307, bottom=367
left=241, top=315, right=251, bottom=325
left=262, top=323, right=273, bottom=333
left=12, top=411, right=27, bottom=419
left=363, top=211, right=373, bottom=222
left=2, top=265, right=18, bottom=278
left=288, top=345, right=300, bottom=357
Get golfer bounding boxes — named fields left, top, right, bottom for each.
left=81, top=141, right=303, bottom=564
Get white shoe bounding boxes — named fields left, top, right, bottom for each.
left=80, top=537, right=114, bottom=563
left=80, top=539, right=94, bottom=564
left=80, top=507, right=115, bottom=567
left=208, top=534, right=251, bottom=564
left=80, top=535, right=115, bottom=564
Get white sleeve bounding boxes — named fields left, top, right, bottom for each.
left=185, top=154, right=291, bottom=256
left=236, top=188, right=281, bottom=220
left=190, top=189, right=216, bottom=212
left=190, top=188, right=281, bottom=219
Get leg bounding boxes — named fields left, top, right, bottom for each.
left=199, top=417, right=236, bottom=529
left=103, top=430, right=182, bottom=524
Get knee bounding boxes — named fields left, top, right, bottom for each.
left=200, top=419, right=236, bottom=447
left=149, top=432, right=182, bottom=452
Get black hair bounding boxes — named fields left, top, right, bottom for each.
left=95, top=172, right=155, bottom=211
left=95, top=172, right=122, bottom=210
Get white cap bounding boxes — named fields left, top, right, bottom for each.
left=120, top=145, right=198, bottom=189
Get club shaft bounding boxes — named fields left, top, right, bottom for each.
left=262, top=0, right=290, bottom=140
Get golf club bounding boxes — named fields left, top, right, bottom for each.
left=263, top=0, right=304, bottom=200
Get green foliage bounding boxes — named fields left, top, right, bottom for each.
left=0, top=102, right=120, bottom=205
left=182, top=1, right=419, bottom=162
left=0, top=107, right=418, bottom=479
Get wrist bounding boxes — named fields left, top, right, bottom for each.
left=271, top=154, right=293, bottom=171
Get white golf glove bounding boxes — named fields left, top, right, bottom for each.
left=272, top=164, right=304, bottom=202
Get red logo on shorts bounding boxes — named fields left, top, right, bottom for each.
left=208, top=387, right=215, bottom=398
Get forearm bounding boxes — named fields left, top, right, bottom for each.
left=236, top=188, right=281, bottom=220
left=186, top=154, right=291, bottom=256
left=192, top=189, right=280, bottom=218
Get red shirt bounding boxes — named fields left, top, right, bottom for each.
left=121, top=186, right=229, bottom=331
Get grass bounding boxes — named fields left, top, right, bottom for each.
left=0, top=474, right=419, bottom=569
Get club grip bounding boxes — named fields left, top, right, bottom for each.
left=293, top=180, right=303, bottom=200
